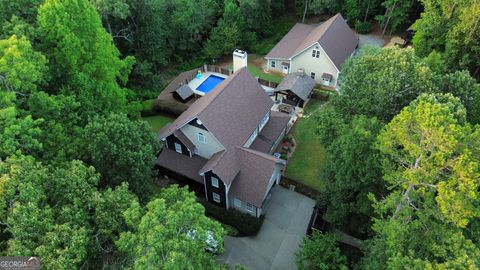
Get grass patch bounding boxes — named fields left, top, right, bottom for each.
left=285, top=99, right=327, bottom=192
left=247, top=64, right=283, bottom=84
left=142, top=114, right=175, bottom=133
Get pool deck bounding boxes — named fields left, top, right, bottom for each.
left=188, top=72, right=228, bottom=96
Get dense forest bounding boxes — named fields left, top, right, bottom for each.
left=0, top=0, right=479, bottom=269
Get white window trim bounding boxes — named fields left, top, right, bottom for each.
left=213, top=192, right=221, bottom=203
left=211, top=177, right=219, bottom=188
left=174, top=142, right=182, bottom=154
left=197, top=132, right=206, bottom=144
left=271, top=61, right=275, bottom=68
left=246, top=203, right=254, bottom=213
left=259, top=112, right=270, bottom=131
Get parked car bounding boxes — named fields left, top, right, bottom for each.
left=306, top=206, right=327, bottom=235
left=186, top=230, right=220, bottom=253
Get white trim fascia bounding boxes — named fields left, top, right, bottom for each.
left=290, top=42, right=319, bottom=60
left=203, top=175, right=208, bottom=201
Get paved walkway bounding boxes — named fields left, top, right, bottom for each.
left=218, top=186, right=316, bottom=270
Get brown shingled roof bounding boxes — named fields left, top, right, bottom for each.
left=174, top=130, right=195, bottom=152
left=229, top=147, right=283, bottom=208
left=250, top=112, right=290, bottom=153
left=265, top=13, right=358, bottom=70
left=156, top=148, right=207, bottom=184
left=158, top=68, right=274, bottom=185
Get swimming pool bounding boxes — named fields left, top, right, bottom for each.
left=196, top=75, right=225, bottom=94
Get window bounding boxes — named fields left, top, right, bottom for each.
left=311, top=72, right=316, bottom=79
left=246, top=203, right=254, bottom=213
left=234, top=198, right=242, bottom=208
left=258, top=112, right=270, bottom=131
left=211, top=177, right=219, bottom=188
left=271, top=61, right=276, bottom=68
left=311, top=50, right=316, bottom=57
left=197, top=132, right=206, bottom=144
left=316, top=50, right=320, bottom=58
left=312, top=49, right=320, bottom=58
left=212, top=192, right=221, bottom=203
left=174, top=142, right=182, bottom=154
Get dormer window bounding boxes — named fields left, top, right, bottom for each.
left=197, top=132, right=206, bottom=144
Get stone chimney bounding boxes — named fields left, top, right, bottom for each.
left=233, top=49, right=248, bottom=73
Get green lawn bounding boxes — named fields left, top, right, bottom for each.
left=247, top=65, right=283, bottom=83
left=285, top=99, right=327, bottom=192
left=142, top=114, right=175, bottom=133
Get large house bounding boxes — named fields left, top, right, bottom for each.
left=265, top=13, right=359, bottom=87
left=157, top=68, right=290, bottom=217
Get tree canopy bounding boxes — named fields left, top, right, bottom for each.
left=117, top=185, right=226, bottom=270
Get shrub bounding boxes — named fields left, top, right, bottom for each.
left=199, top=200, right=265, bottom=236
left=152, top=99, right=188, bottom=116
left=312, top=89, right=332, bottom=101
left=354, top=21, right=373, bottom=34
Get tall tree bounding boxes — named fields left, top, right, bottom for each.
left=27, top=91, right=82, bottom=161
left=0, top=35, right=47, bottom=95
left=317, top=116, right=384, bottom=229
left=333, top=46, right=438, bottom=122
left=376, top=0, right=417, bottom=35
left=37, top=0, right=134, bottom=118
left=296, top=232, right=348, bottom=270
left=0, top=0, right=43, bottom=25
left=0, top=93, right=43, bottom=160
left=413, top=0, right=480, bottom=78
left=80, top=113, right=160, bottom=199
left=362, top=93, right=480, bottom=269
left=117, top=185, right=226, bottom=270
left=203, top=0, right=242, bottom=60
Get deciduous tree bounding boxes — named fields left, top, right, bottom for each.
left=80, top=113, right=160, bottom=199
left=296, top=232, right=348, bottom=270
left=117, top=185, right=225, bottom=269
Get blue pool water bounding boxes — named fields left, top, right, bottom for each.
left=196, top=75, right=225, bottom=94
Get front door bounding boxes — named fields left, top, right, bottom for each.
left=282, top=65, right=289, bottom=74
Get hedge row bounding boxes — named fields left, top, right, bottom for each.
left=199, top=200, right=265, bottom=236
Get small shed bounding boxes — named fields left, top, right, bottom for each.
left=172, top=84, right=194, bottom=103
left=274, top=71, right=316, bottom=107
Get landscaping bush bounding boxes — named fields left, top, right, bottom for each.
left=152, top=99, right=188, bottom=116
left=354, top=21, right=373, bottom=34
left=199, top=200, right=265, bottom=236
left=311, top=89, right=332, bottom=101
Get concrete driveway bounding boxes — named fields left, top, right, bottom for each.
left=218, top=186, right=316, bottom=270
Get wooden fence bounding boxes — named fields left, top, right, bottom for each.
left=257, top=78, right=278, bottom=89
left=280, top=175, right=320, bottom=199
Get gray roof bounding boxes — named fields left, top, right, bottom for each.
left=250, top=112, right=290, bottom=153
left=229, top=147, right=281, bottom=208
left=275, top=73, right=316, bottom=101
left=174, top=84, right=194, bottom=100
left=158, top=68, right=274, bottom=185
left=265, top=13, right=358, bottom=70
